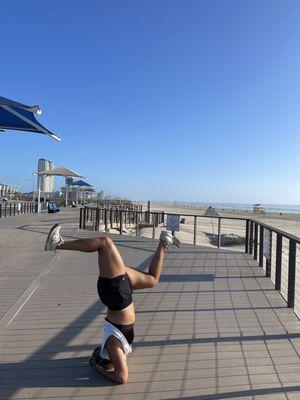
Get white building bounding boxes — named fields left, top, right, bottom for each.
left=97, top=190, right=106, bottom=200
left=0, top=183, right=20, bottom=197
left=38, top=158, right=55, bottom=192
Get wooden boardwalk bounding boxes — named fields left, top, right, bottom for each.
left=0, top=209, right=300, bottom=400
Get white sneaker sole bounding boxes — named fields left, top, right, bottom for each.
left=44, top=223, right=61, bottom=251
left=159, top=231, right=181, bottom=248
left=172, top=235, right=181, bottom=248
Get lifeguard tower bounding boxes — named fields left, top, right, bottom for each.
left=253, top=203, right=263, bottom=214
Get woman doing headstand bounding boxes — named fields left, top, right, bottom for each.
left=45, top=224, right=180, bottom=384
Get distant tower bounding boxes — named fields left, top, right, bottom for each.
left=97, top=190, right=105, bottom=200
left=38, top=158, right=55, bottom=192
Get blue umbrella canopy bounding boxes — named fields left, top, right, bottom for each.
left=72, top=180, right=93, bottom=188
left=0, top=96, right=61, bottom=142
left=72, top=180, right=95, bottom=195
left=82, top=188, right=96, bottom=193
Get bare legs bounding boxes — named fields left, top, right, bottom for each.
left=125, top=242, right=166, bottom=290
left=58, top=238, right=104, bottom=252
left=57, top=236, right=167, bottom=289
left=57, top=237, right=126, bottom=278
left=148, top=242, right=166, bottom=281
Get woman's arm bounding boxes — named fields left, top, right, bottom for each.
left=95, top=364, right=126, bottom=384
left=98, top=336, right=128, bottom=384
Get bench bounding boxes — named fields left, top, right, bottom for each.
left=48, top=202, right=60, bottom=213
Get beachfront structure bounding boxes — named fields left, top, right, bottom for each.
left=60, top=186, right=78, bottom=203
left=36, top=166, right=84, bottom=211
left=0, top=183, right=20, bottom=197
left=253, top=203, right=263, bottom=213
left=38, top=158, right=55, bottom=192
left=97, top=190, right=106, bottom=200
left=61, top=179, right=95, bottom=204
left=60, top=187, right=94, bottom=204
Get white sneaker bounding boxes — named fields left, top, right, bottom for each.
left=44, top=224, right=64, bottom=251
left=159, top=231, right=181, bottom=249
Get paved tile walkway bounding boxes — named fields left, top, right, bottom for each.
left=0, top=209, right=300, bottom=399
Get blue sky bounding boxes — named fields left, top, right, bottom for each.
left=1, top=0, right=299, bottom=203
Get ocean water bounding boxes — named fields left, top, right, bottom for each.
left=158, top=201, right=300, bottom=214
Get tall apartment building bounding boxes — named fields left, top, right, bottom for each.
left=38, top=158, right=55, bottom=192
left=97, top=190, right=106, bottom=200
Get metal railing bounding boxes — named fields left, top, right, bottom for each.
left=80, top=207, right=246, bottom=246
left=79, top=206, right=300, bottom=316
left=0, top=202, right=36, bottom=218
left=79, top=207, right=163, bottom=235
left=89, top=201, right=143, bottom=212
left=245, top=219, right=300, bottom=310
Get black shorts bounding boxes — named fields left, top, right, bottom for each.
left=105, top=318, right=134, bottom=345
left=97, top=274, right=133, bottom=311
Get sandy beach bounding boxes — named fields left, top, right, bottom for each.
left=138, top=202, right=300, bottom=246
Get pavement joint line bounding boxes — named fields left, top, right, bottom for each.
left=0, top=253, right=61, bottom=335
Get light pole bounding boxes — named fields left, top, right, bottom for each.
left=37, top=173, right=42, bottom=213
left=32, top=173, right=37, bottom=202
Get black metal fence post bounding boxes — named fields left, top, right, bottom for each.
left=217, top=218, right=221, bottom=248
left=79, top=208, right=83, bottom=229
left=110, top=210, right=113, bottom=229
left=245, top=220, right=249, bottom=253
left=147, top=201, right=150, bottom=223
left=287, top=239, right=296, bottom=308
left=120, top=211, right=123, bottom=235
left=193, top=216, right=197, bottom=246
left=83, top=207, right=86, bottom=229
left=265, top=231, right=272, bottom=277
left=104, top=209, right=108, bottom=231
left=151, top=213, right=156, bottom=239
left=249, top=222, right=254, bottom=254
left=275, top=234, right=282, bottom=290
left=254, top=223, right=258, bottom=260
left=95, top=208, right=100, bottom=231
left=135, top=212, right=139, bottom=237
left=259, top=225, right=264, bottom=268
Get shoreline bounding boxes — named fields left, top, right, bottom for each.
left=147, top=201, right=300, bottom=217
left=148, top=201, right=300, bottom=220
left=142, top=201, right=300, bottom=241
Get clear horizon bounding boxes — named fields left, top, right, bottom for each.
left=150, top=200, right=300, bottom=207
left=1, top=1, right=299, bottom=204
